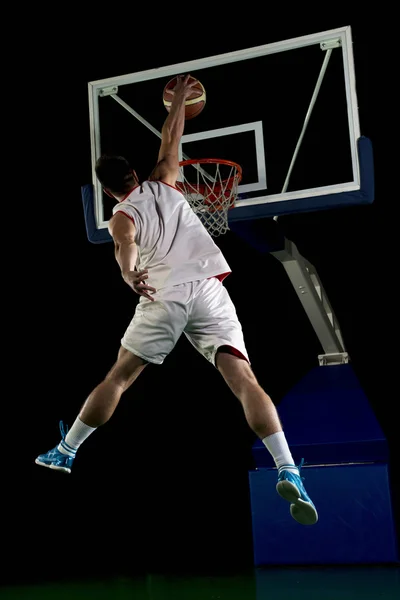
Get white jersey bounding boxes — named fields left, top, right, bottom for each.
left=112, top=180, right=231, bottom=290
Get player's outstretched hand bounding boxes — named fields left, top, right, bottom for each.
left=169, top=74, right=201, bottom=100
left=123, top=269, right=156, bottom=301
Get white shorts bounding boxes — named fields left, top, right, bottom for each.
left=121, top=277, right=249, bottom=366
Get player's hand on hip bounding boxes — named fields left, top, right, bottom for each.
left=123, top=269, right=156, bottom=301
left=169, top=74, right=200, bottom=100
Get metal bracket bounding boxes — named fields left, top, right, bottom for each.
left=99, top=85, right=118, bottom=97
left=272, top=238, right=348, bottom=364
left=320, top=38, right=341, bottom=51
left=318, top=352, right=349, bottom=366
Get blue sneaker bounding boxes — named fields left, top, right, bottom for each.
left=276, top=460, right=318, bottom=525
left=35, top=421, right=75, bottom=474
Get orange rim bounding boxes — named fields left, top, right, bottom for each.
left=178, top=158, right=243, bottom=184
left=177, top=158, right=242, bottom=210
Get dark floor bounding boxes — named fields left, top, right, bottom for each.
left=2, top=567, right=399, bottom=599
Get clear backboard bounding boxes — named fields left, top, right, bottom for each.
left=82, top=25, right=373, bottom=242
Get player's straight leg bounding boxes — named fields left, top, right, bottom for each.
left=215, top=351, right=281, bottom=438
left=216, top=351, right=318, bottom=525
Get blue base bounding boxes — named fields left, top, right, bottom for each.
left=251, top=364, right=389, bottom=467
left=249, top=463, right=399, bottom=565
left=255, top=565, right=400, bottom=599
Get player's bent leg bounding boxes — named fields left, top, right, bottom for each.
left=35, top=347, right=147, bottom=474
left=216, top=349, right=318, bottom=525
left=79, top=346, right=147, bottom=427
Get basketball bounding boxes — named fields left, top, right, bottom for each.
left=163, top=76, right=206, bottom=120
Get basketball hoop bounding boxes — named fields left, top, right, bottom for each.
left=176, top=158, right=242, bottom=236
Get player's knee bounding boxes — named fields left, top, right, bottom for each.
left=107, top=347, right=147, bottom=389
left=217, top=351, right=257, bottom=396
left=232, top=370, right=259, bottom=399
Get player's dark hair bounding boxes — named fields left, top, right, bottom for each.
left=95, top=155, right=136, bottom=193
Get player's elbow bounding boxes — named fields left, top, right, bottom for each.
left=161, top=123, right=181, bottom=150
left=161, top=121, right=172, bottom=140
left=115, top=237, right=136, bottom=253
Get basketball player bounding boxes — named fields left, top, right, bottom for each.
left=36, top=75, right=317, bottom=525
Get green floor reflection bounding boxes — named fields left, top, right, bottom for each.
left=1, top=567, right=399, bottom=599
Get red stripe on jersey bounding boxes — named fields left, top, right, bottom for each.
left=217, top=345, right=249, bottom=363
left=120, top=185, right=140, bottom=202
left=158, top=180, right=183, bottom=194
left=214, top=272, right=230, bottom=282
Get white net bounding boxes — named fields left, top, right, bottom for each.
left=176, top=159, right=242, bottom=237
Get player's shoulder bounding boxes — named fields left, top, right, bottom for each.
left=108, top=209, right=134, bottom=239
left=145, top=179, right=183, bottom=195
left=112, top=198, right=131, bottom=215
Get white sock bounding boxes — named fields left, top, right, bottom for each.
left=262, top=431, right=299, bottom=475
left=58, top=417, right=97, bottom=457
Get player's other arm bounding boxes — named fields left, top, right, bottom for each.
left=149, top=75, right=199, bottom=186
left=109, top=212, right=138, bottom=278
left=108, top=213, right=156, bottom=300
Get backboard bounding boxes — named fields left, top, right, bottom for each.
left=83, top=25, right=373, bottom=242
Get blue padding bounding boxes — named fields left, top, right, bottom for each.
left=252, top=364, right=389, bottom=467
left=229, top=136, right=374, bottom=222
left=255, top=566, right=400, bottom=597
left=229, top=217, right=286, bottom=253
left=249, top=464, right=399, bottom=565
left=81, top=184, right=113, bottom=244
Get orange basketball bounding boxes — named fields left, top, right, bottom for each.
left=163, top=76, right=206, bottom=120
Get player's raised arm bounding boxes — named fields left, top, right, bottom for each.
left=149, top=75, right=200, bottom=186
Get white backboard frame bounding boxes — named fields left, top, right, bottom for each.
left=88, top=26, right=360, bottom=230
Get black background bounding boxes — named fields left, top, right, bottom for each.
left=4, top=11, right=398, bottom=587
